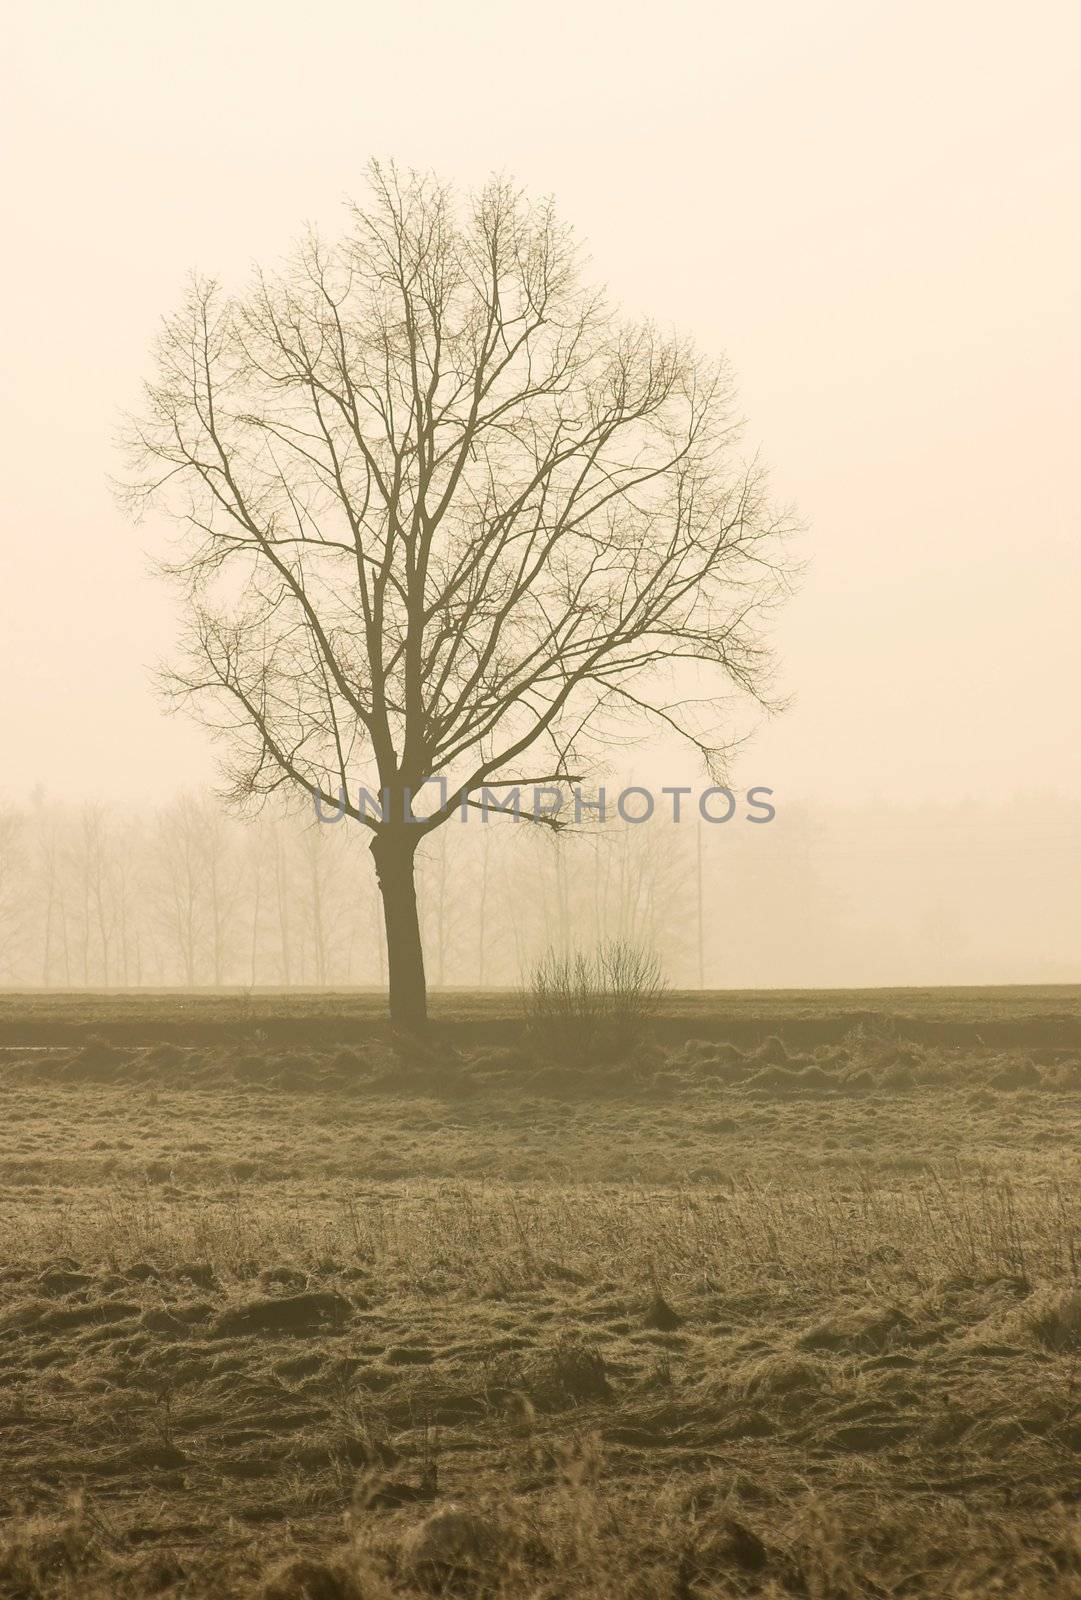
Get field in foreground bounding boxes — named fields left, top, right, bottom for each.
left=0, top=991, right=1079, bottom=1597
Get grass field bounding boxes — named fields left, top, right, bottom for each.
left=0, top=990, right=1079, bottom=1597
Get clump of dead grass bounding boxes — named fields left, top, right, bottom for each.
left=1025, top=1285, right=1081, bottom=1352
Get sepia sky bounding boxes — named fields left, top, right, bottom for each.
left=4, top=0, right=1079, bottom=810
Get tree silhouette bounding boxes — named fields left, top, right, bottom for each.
left=124, top=165, right=791, bottom=1029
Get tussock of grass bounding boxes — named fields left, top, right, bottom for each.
left=734, top=1351, right=831, bottom=1397
left=1024, top=1286, right=1081, bottom=1352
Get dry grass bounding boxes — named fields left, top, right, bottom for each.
left=0, top=1005, right=1079, bottom=1595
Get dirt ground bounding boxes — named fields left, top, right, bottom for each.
left=0, top=993, right=1079, bottom=1597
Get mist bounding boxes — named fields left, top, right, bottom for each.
left=4, top=6, right=1080, bottom=992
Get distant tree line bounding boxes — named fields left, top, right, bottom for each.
left=0, top=788, right=694, bottom=989
left=0, top=788, right=1075, bottom=989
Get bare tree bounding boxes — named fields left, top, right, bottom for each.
left=0, top=806, right=23, bottom=982
left=72, top=804, right=117, bottom=987
left=30, top=791, right=62, bottom=987
left=153, top=795, right=205, bottom=986
left=271, top=822, right=293, bottom=987
left=299, top=824, right=332, bottom=985
left=417, top=823, right=461, bottom=989
left=199, top=799, right=236, bottom=986
left=125, top=164, right=791, bottom=1029
left=244, top=822, right=266, bottom=988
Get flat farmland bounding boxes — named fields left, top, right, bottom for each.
left=0, top=991, right=1079, bottom=1598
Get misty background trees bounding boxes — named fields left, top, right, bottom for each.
left=0, top=788, right=1075, bottom=989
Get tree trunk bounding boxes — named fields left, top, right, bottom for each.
left=370, top=829, right=428, bottom=1032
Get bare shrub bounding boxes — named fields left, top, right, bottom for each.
left=524, top=940, right=666, bottom=1062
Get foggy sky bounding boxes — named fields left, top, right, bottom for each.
left=4, top=0, right=1079, bottom=813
